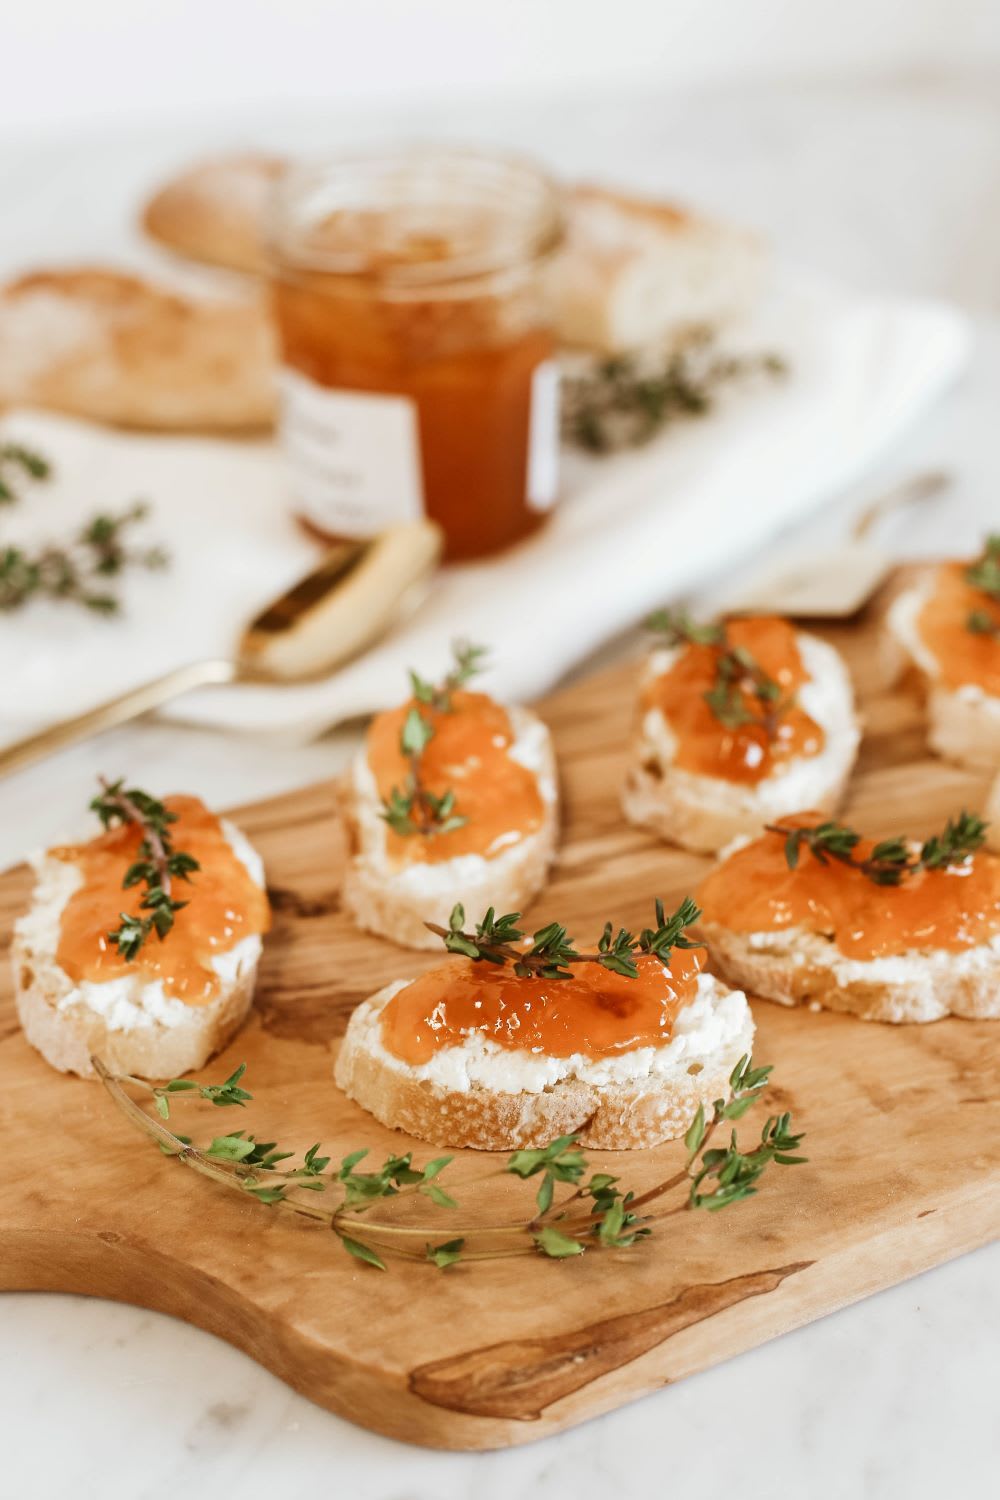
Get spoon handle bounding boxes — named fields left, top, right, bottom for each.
left=0, top=659, right=237, bottom=779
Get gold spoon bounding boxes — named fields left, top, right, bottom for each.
left=0, top=519, right=442, bottom=778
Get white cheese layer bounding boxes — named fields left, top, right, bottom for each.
left=741, top=921, right=1000, bottom=987
left=15, top=818, right=265, bottom=1032
left=639, top=629, right=859, bottom=811
left=358, top=969, right=750, bottom=1095
left=349, top=701, right=557, bottom=895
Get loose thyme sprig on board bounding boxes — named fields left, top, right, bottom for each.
left=0, top=442, right=50, bottom=504
left=965, top=534, right=1000, bottom=639
left=766, top=811, right=988, bottom=888
left=426, top=897, right=702, bottom=980
left=0, top=501, right=168, bottom=614
left=90, top=778, right=200, bottom=959
left=562, top=331, right=786, bottom=454
left=380, top=640, right=487, bottom=839
left=648, top=608, right=791, bottom=737
left=94, top=1052, right=805, bottom=1270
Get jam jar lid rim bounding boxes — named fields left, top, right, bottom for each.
left=266, top=144, right=565, bottom=288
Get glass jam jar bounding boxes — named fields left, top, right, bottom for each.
left=268, top=148, right=564, bottom=561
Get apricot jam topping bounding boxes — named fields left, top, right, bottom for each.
left=642, top=617, right=823, bottom=783
left=917, top=562, right=1000, bottom=693
left=367, top=690, right=545, bottom=866
left=697, top=823, right=1000, bottom=960
left=53, top=796, right=269, bottom=1004
left=380, top=947, right=703, bottom=1065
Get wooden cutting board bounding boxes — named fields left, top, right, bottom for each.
left=2, top=580, right=999, bottom=1451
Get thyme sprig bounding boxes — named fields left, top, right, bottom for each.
left=0, top=442, right=50, bottom=504
left=95, top=1051, right=805, bottom=1270
left=648, top=608, right=790, bottom=737
left=766, top=810, right=988, bottom=888
left=562, top=331, right=786, bottom=454
left=90, top=778, right=200, bottom=959
left=964, top=535, right=1000, bottom=638
left=0, top=501, right=168, bottom=614
left=380, top=639, right=487, bottom=839
left=426, top=897, right=702, bottom=981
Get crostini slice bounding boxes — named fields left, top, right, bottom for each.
left=340, top=642, right=558, bottom=950
left=887, top=537, right=1000, bottom=769
left=13, top=782, right=269, bottom=1078
left=696, top=810, right=1000, bottom=1023
left=335, top=898, right=754, bottom=1150
left=623, top=611, right=860, bottom=854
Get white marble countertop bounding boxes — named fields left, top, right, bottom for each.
left=3, top=70, right=1000, bottom=1500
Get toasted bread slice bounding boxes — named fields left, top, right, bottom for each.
left=623, top=631, right=860, bottom=854
left=12, top=818, right=265, bottom=1078
left=142, top=154, right=283, bottom=275
left=699, top=916, right=1000, bottom=1024
left=340, top=704, right=558, bottom=950
left=888, top=580, right=1000, bottom=770
left=0, top=268, right=276, bottom=432
left=553, top=184, right=765, bottom=354
left=335, top=969, right=754, bottom=1150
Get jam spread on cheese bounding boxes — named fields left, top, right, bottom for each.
left=53, top=795, right=269, bottom=1004
left=917, top=562, right=1000, bottom=694
left=380, top=947, right=703, bottom=1065
left=697, top=821, right=1000, bottom=960
left=642, top=617, right=824, bottom=783
left=367, top=690, right=545, bottom=865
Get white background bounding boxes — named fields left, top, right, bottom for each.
left=4, top=0, right=1000, bottom=139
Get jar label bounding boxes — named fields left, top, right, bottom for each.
left=527, top=359, right=560, bottom=512
left=278, top=369, right=424, bottom=535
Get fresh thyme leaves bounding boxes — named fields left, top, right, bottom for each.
left=409, top=639, right=488, bottom=713
left=0, top=501, right=168, bottom=614
left=767, top=810, right=988, bottom=887
left=380, top=639, right=487, bottom=838
left=562, top=330, right=786, bottom=454
left=95, top=1051, right=805, bottom=1271
left=648, top=608, right=789, bottom=738
left=90, top=778, right=200, bottom=960
left=964, top=535, right=1000, bottom=637
left=426, top=896, right=702, bottom=980
left=0, top=442, right=50, bottom=504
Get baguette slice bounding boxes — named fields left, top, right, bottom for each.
left=335, top=969, right=754, bottom=1151
left=12, top=818, right=265, bottom=1079
left=0, top=268, right=276, bottom=432
left=341, top=703, right=558, bottom=950
left=887, top=578, right=1000, bottom=770
left=553, top=184, right=765, bottom=354
left=143, top=154, right=283, bottom=275
left=623, top=630, right=860, bottom=854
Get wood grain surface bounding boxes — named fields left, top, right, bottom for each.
left=2, top=579, right=998, bottom=1450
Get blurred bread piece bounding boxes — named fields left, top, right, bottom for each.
left=0, top=268, right=276, bottom=432
left=554, top=184, right=766, bottom=354
left=143, top=153, right=283, bottom=275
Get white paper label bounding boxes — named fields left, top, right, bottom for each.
left=527, top=359, right=560, bottom=511
left=278, top=369, right=424, bottom=535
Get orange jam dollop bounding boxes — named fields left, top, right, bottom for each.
left=917, top=561, right=1000, bottom=693
left=380, top=947, right=703, bottom=1065
left=52, top=795, right=270, bottom=1004
left=642, top=617, right=824, bottom=783
left=366, top=689, right=545, bottom=865
left=697, top=821, right=1000, bottom=960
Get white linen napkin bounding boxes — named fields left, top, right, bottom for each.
left=0, top=266, right=970, bottom=743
